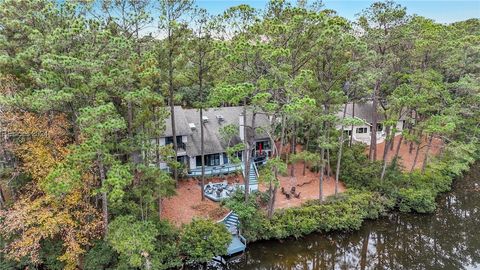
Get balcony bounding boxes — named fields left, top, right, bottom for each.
left=187, top=163, right=242, bottom=177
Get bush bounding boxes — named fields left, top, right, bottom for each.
left=108, top=215, right=159, bottom=268
left=398, top=188, right=436, bottom=213
left=334, top=144, right=384, bottom=189
left=83, top=240, right=118, bottom=270
left=180, top=219, right=232, bottom=263
left=232, top=190, right=392, bottom=241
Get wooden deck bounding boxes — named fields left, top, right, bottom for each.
left=227, top=235, right=247, bottom=255
left=187, top=163, right=241, bottom=177
left=218, top=211, right=247, bottom=256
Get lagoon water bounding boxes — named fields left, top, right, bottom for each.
left=214, top=163, right=480, bottom=270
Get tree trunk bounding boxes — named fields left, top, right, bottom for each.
left=409, top=110, right=417, bottom=154
left=0, top=183, right=5, bottom=209
left=200, top=108, right=205, bottom=201
left=319, top=148, right=325, bottom=202
left=393, top=134, right=404, bottom=166
left=380, top=125, right=391, bottom=181
left=98, top=153, right=108, bottom=236
left=243, top=102, right=250, bottom=201
left=410, top=140, right=421, bottom=173
left=421, top=134, right=434, bottom=174
left=127, top=101, right=141, bottom=185
left=290, top=122, right=296, bottom=177
left=326, top=149, right=332, bottom=179
left=390, top=128, right=395, bottom=151
left=369, top=80, right=380, bottom=161
left=303, top=132, right=309, bottom=176
left=335, top=104, right=348, bottom=196
left=267, top=182, right=277, bottom=218
left=350, top=101, right=355, bottom=147
left=155, top=110, right=163, bottom=219
left=198, top=37, right=206, bottom=201
left=168, top=25, right=179, bottom=187
left=279, top=114, right=286, bottom=158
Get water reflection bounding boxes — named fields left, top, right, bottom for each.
left=215, top=163, right=480, bottom=270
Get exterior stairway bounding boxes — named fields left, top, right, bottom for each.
left=242, top=161, right=259, bottom=192
left=218, top=211, right=247, bottom=256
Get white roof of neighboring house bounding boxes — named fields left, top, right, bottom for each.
left=338, top=102, right=408, bottom=124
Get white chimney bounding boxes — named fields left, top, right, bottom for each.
left=239, top=115, right=245, bottom=141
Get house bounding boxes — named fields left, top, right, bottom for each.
left=156, top=106, right=272, bottom=178
left=337, top=102, right=408, bottom=145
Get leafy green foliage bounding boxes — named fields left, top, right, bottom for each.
left=108, top=215, right=159, bottom=268
left=180, top=219, right=232, bottom=263
left=83, top=240, right=118, bottom=270
left=225, top=189, right=393, bottom=241
left=398, top=188, right=436, bottom=213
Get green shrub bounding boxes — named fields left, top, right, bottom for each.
left=335, top=144, right=382, bottom=189
left=84, top=240, right=118, bottom=270
left=180, top=219, right=232, bottom=263
left=233, top=190, right=391, bottom=241
left=108, top=215, right=159, bottom=268
left=223, top=190, right=268, bottom=241
left=398, top=188, right=436, bottom=213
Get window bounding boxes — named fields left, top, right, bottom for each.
left=208, top=154, right=220, bottom=166
left=377, top=123, right=383, bottom=131
left=356, top=127, right=368, bottom=134
left=196, top=156, right=202, bottom=167
left=223, top=153, right=228, bottom=164
left=256, top=140, right=270, bottom=150
left=343, top=130, right=352, bottom=136
left=237, top=151, right=243, bottom=161
left=196, top=154, right=221, bottom=167
left=165, top=136, right=182, bottom=146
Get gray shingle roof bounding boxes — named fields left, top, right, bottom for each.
left=163, top=106, right=270, bottom=157
left=338, top=102, right=407, bottom=124
left=164, top=106, right=192, bottom=136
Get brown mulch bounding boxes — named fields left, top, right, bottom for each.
left=260, top=162, right=345, bottom=209
left=161, top=178, right=231, bottom=227
left=374, top=135, right=443, bottom=171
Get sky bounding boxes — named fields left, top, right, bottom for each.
left=195, top=0, right=480, bottom=24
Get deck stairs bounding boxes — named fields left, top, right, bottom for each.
left=242, top=161, right=259, bottom=192
left=218, top=211, right=247, bottom=256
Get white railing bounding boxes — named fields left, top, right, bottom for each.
left=217, top=210, right=233, bottom=224
left=253, top=161, right=259, bottom=178
left=188, top=163, right=241, bottom=176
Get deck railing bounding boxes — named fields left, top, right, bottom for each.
left=187, top=163, right=241, bottom=177
left=253, top=161, right=259, bottom=178
left=217, top=210, right=233, bottom=224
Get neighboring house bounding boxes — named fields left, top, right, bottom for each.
left=337, top=102, right=408, bottom=145
left=156, top=106, right=272, bottom=177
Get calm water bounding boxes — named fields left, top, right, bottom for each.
left=214, top=163, right=480, bottom=270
